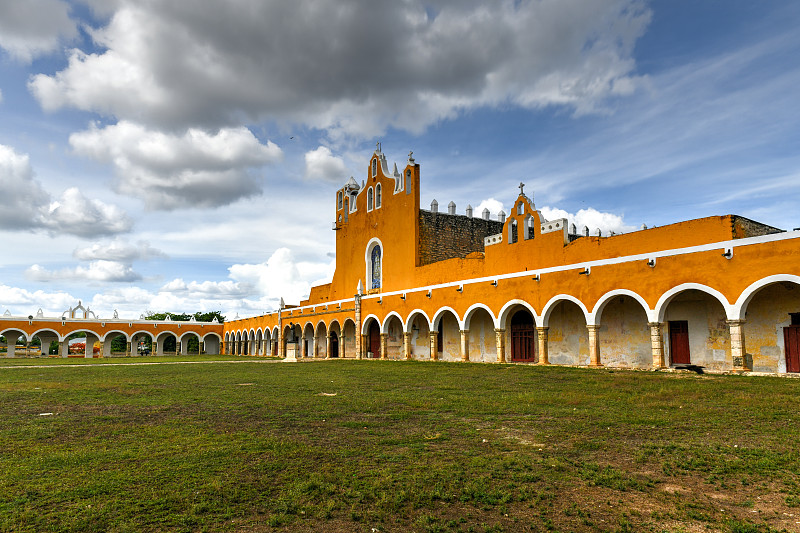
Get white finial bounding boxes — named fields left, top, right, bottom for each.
left=279, top=297, right=285, bottom=309
left=357, top=279, right=363, bottom=296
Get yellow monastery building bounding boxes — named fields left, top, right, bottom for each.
left=223, top=145, right=800, bottom=374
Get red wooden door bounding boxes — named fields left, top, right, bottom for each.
left=369, top=322, right=380, bottom=357
left=669, top=321, right=691, bottom=365
left=784, top=326, right=800, bottom=373
left=510, top=311, right=536, bottom=362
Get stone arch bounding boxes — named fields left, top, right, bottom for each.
left=463, top=303, right=498, bottom=330
left=463, top=304, right=497, bottom=363
left=303, top=322, right=316, bottom=358
left=655, top=283, right=733, bottom=323
left=658, top=286, right=732, bottom=371
left=541, top=294, right=590, bottom=327
left=734, top=276, right=800, bottom=373
left=130, top=330, right=154, bottom=351
left=734, top=275, right=800, bottom=320
left=101, top=330, right=130, bottom=357
left=254, top=328, right=263, bottom=355
left=544, top=297, right=590, bottom=366
left=203, top=333, right=221, bottom=355
left=498, top=299, right=538, bottom=330
left=432, top=306, right=462, bottom=330
left=315, top=321, right=328, bottom=359
left=342, top=318, right=357, bottom=358
left=156, top=330, right=178, bottom=356
left=432, top=307, right=461, bottom=361
left=31, top=328, right=61, bottom=356
left=381, top=311, right=405, bottom=334
left=404, top=309, right=432, bottom=333
left=591, top=289, right=654, bottom=325
left=361, top=314, right=381, bottom=335
left=593, top=291, right=652, bottom=368
left=405, top=309, right=431, bottom=360
left=362, top=315, right=381, bottom=358
left=178, top=331, right=201, bottom=355
left=382, top=313, right=405, bottom=359
left=500, top=302, right=538, bottom=363
left=61, top=328, right=101, bottom=358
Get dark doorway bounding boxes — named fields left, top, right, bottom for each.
left=368, top=321, right=380, bottom=358
left=330, top=332, right=339, bottom=358
left=784, top=326, right=800, bottom=373
left=510, top=310, right=536, bottom=362
left=669, top=320, right=691, bottom=365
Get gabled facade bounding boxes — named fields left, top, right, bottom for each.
left=225, top=145, right=800, bottom=374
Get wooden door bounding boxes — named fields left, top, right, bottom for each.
left=510, top=311, right=536, bottom=362
left=369, top=322, right=380, bottom=357
left=330, top=333, right=339, bottom=358
left=669, top=321, right=691, bottom=365
left=784, top=326, right=800, bottom=373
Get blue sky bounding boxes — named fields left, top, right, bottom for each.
left=0, top=0, right=799, bottom=319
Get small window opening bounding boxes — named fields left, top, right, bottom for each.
left=517, top=202, right=524, bottom=215
left=376, top=184, right=382, bottom=208
left=510, top=219, right=518, bottom=244
left=372, top=159, right=377, bottom=177
left=337, top=191, right=343, bottom=210
left=367, top=188, right=374, bottom=211
left=791, top=313, right=800, bottom=326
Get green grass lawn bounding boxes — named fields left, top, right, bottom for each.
left=1, top=360, right=799, bottom=532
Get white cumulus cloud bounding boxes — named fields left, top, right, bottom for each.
left=0, top=0, right=77, bottom=62
left=73, top=239, right=165, bottom=262
left=540, top=206, right=636, bottom=235
left=69, top=121, right=283, bottom=210
left=0, top=144, right=130, bottom=237
left=304, top=146, right=350, bottom=182
left=26, top=260, right=141, bottom=283
left=29, top=0, right=651, bottom=139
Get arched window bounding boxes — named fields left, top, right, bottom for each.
left=344, top=198, right=349, bottom=222
left=337, top=191, right=343, bottom=210
left=367, top=187, right=374, bottom=211
left=375, top=184, right=382, bottom=208
left=370, top=246, right=381, bottom=289
left=517, top=202, right=524, bottom=215
left=372, top=158, right=377, bottom=177
left=509, top=219, right=518, bottom=244
left=350, top=193, right=357, bottom=212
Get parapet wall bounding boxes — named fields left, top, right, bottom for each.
left=418, top=210, right=503, bottom=266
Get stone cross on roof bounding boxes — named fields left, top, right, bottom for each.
left=519, top=182, right=525, bottom=195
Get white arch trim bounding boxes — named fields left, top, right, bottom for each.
left=431, top=306, right=463, bottom=330
left=381, top=311, right=405, bottom=334
left=101, top=330, right=131, bottom=342
left=541, top=294, right=591, bottom=327
left=404, top=309, right=432, bottom=333
left=733, top=274, right=800, bottom=320
left=463, top=303, right=499, bottom=330
left=591, top=289, right=655, bottom=324
left=361, top=314, right=381, bottom=335
left=178, top=331, right=202, bottom=342
left=202, top=332, right=222, bottom=341
left=31, top=328, right=64, bottom=342
left=497, top=299, right=539, bottom=329
left=654, top=283, right=734, bottom=322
